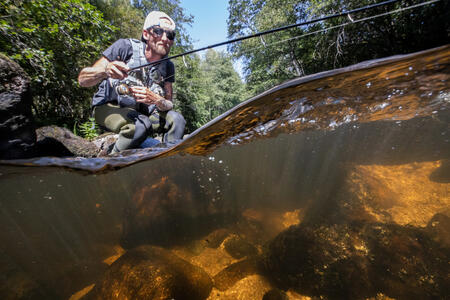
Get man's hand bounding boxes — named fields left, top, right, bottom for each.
left=78, top=57, right=130, bottom=87
left=130, top=86, right=162, bottom=105
left=130, top=86, right=174, bottom=111
left=105, top=61, right=129, bottom=80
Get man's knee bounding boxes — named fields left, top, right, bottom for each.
left=166, top=110, right=186, bottom=127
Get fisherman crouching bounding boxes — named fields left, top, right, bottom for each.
left=78, top=11, right=185, bottom=153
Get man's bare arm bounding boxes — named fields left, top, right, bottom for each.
left=156, top=81, right=174, bottom=111
left=78, top=57, right=129, bottom=87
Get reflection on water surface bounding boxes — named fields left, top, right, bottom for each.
left=0, top=46, right=449, bottom=299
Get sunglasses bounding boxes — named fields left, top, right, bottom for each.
left=149, top=26, right=176, bottom=41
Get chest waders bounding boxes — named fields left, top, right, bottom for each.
left=94, top=39, right=185, bottom=153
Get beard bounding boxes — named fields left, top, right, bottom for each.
left=149, top=41, right=171, bottom=57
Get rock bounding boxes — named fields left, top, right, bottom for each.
left=222, top=235, right=258, bottom=259
left=213, top=257, right=262, bottom=291
left=36, top=126, right=99, bottom=157
left=205, top=229, right=231, bottom=249
left=92, top=133, right=117, bottom=157
left=0, top=54, right=36, bottom=159
left=336, top=161, right=450, bottom=227
left=262, top=289, right=289, bottom=300
left=263, top=223, right=374, bottom=299
left=263, top=222, right=449, bottom=299
left=120, top=156, right=237, bottom=249
left=426, top=213, right=450, bottom=247
left=88, top=245, right=212, bottom=300
left=365, top=223, right=449, bottom=299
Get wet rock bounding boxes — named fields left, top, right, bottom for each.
left=213, top=257, right=262, bottom=291
left=208, top=275, right=272, bottom=300
left=120, top=156, right=237, bottom=249
left=263, top=222, right=449, bottom=299
left=338, top=161, right=450, bottom=227
left=89, top=245, right=212, bottom=300
left=365, top=223, right=449, bottom=299
left=205, top=228, right=231, bottom=248
left=262, top=288, right=289, bottom=300
left=0, top=54, right=36, bottom=159
left=429, top=159, right=450, bottom=183
left=223, top=235, right=258, bottom=259
left=426, top=213, right=450, bottom=247
left=36, top=126, right=99, bottom=157
left=263, top=223, right=374, bottom=299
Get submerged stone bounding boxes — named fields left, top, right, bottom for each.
left=222, top=235, right=258, bottom=259
left=120, top=156, right=236, bottom=249
left=263, top=222, right=449, bottom=299
left=213, top=257, right=262, bottom=291
left=89, top=245, right=212, bottom=300
left=341, top=161, right=450, bottom=227
left=263, top=223, right=374, bottom=299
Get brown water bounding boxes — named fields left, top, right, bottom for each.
left=0, top=46, right=448, bottom=299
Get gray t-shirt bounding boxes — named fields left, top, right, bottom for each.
left=92, top=39, right=175, bottom=107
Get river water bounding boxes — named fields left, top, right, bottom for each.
left=0, top=46, right=448, bottom=299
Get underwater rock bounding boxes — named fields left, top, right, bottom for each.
left=263, top=222, right=449, bottom=299
left=263, top=223, right=374, bottom=299
left=89, top=245, right=212, bottom=300
left=262, top=288, right=289, bottom=300
left=36, top=126, right=99, bottom=158
left=204, top=228, right=231, bottom=249
left=0, top=54, right=36, bottom=159
left=213, top=257, right=262, bottom=291
left=120, top=156, right=236, bottom=249
left=426, top=213, right=450, bottom=247
left=365, top=223, right=449, bottom=299
left=208, top=274, right=272, bottom=300
left=222, top=235, right=258, bottom=259
left=338, top=161, right=450, bottom=227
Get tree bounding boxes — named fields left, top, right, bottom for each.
left=197, top=49, right=247, bottom=125
left=0, top=0, right=116, bottom=127
left=227, top=0, right=450, bottom=95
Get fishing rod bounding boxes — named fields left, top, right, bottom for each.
left=131, top=0, right=403, bottom=70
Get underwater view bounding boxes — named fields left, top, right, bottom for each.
left=0, top=45, right=449, bottom=299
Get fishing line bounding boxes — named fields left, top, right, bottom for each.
left=130, top=0, right=406, bottom=70
left=238, top=0, right=441, bottom=57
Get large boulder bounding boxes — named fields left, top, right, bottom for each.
left=88, top=245, right=213, bottom=300
left=36, top=126, right=99, bottom=158
left=0, top=54, right=36, bottom=159
left=263, top=222, right=449, bottom=299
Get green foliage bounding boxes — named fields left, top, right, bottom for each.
left=76, top=117, right=99, bottom=140
left=0, top=0, right=117, bottom=127
left=196, top=49, right=247, bottom=126
left=172, top=50, right=247, bottom=132
left=228, top=0, right=450, bottom=95
left=90, top=0, right=144, bottom=39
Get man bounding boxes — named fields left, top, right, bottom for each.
left=78, top=11, right=185, bottom=153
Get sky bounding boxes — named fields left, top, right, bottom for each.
left=178, top=0, right=230, bottom=51
left=177, top=0, right=245, bottom=77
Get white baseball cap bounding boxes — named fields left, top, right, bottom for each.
left=143, top=11, right=176, bottom=31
